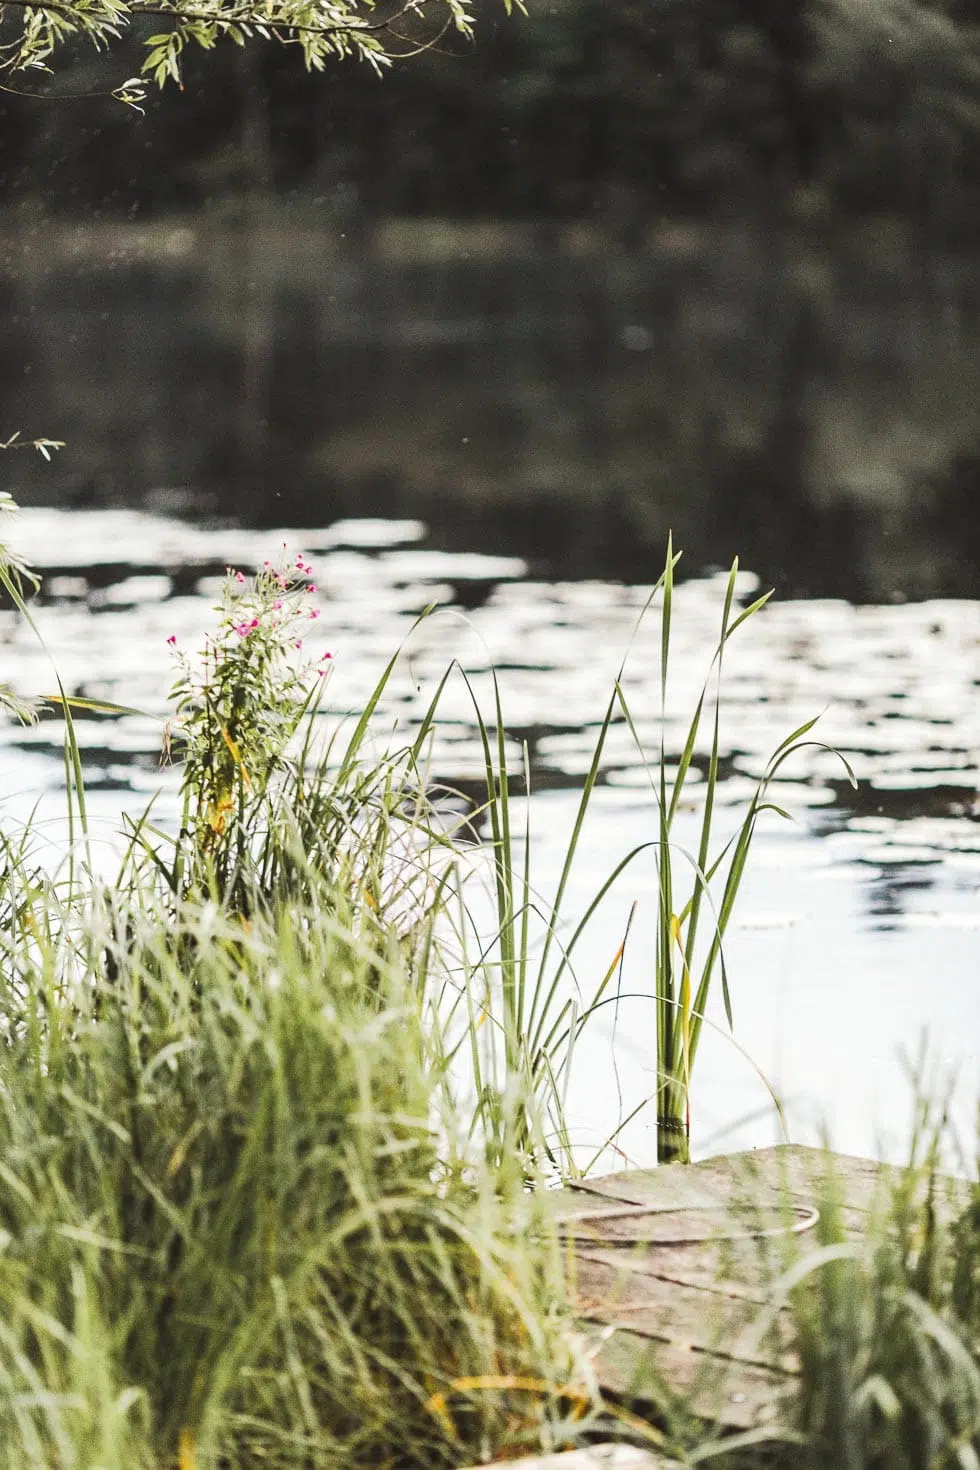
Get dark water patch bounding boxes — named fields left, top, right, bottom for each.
left=4, top=217, right=980, bottom=600
left=826, top=781, right=979, bottom=823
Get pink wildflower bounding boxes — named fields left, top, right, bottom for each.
left=295, top=640, right=303, bottom=650
left=306, top=583, right=317, bottom=593
left=233, top=617, right=259, bottom=638
left=166, top=634, right=177, bottom=646
left=309, top=608, right=320, bottom=620
left=234, top=570, right=246, bottom=584
left=273, top=600, right=283, bottom=611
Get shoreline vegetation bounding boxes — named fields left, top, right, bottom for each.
left=0, top=502, right=978, bottom=1466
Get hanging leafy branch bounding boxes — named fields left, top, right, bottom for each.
left=0, top=0, right=522, bottom=105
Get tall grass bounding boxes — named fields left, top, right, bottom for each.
left=0, top=527, right=608, bottom=1467
left=694, top=1104, right=980, bottom=1470
left=451, top=540, right=854, bottom=1169
left=784, top=1115, right=980, bottom=1470
left=0, top=844, right=602, bottom=1468
left=4, top=523, right=849, bottom=1176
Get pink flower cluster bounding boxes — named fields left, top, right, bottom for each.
left=263, top=559, right=292, bottom=592
left=165, top=552, right=334, bottom=667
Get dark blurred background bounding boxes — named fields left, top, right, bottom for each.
left=4, top=0, right=980, bottom=598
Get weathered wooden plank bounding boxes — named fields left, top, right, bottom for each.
left=560, top=1148, right=852, bottom=1234
left=567, top=1145, right=971, bottom=1222
left=571, top=1147, right=971, bottom=1420
left=592, top=1327, right=795, bottom=1431
left=541, top=1147, right=972, bottom=1440
left=568, top=1236, right=790, bottom=1301
left=461, top=1445, right=677, bottom=1469
left=572, top=1252, right=796, bottom=1374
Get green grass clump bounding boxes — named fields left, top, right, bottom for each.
left=0, top=531, right=610, bottom=1468
left=788, top=1136, right=980, bottom=1470
left=0, top=863, right=589, bottom=1469
left=462, top=540, right=853, bottom=1171
left=705, top=1114, right=980, bottom=1470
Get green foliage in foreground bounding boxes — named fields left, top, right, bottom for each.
left=714, top=1122, right=980, bottom=1470
left=0, top=861, right=592, bottom=1468
left=0, top=531, right=623, bottom=1468
left=0, top=0, right=521, bottom=107
left=789, top=1130, right=980, bottom=1470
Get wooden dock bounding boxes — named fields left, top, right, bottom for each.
left=464, top=1143, right=972, bottom=1468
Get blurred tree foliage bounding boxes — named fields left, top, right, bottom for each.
left=2, top=0, right=979, bottom=231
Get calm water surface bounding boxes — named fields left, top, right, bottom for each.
left=2, top=505, right=978, bottom=1168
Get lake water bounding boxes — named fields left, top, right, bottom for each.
left=3, top=503, right=978, bottom=1170
left=3, top=214, right=980, bottom=1168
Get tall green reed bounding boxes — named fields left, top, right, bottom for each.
left=643, top=543, right=855, bottom=1162
left=449, top=540, right=854, bottom=1171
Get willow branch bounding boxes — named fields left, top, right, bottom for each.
left=0, top=0, right=438, bottom=38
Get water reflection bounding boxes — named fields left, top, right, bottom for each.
left=3, top=505, right=979, bottom=918
left=3, top=217, right=980, bottom=599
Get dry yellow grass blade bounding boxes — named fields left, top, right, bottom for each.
left=178, top=1426, right=197, bottom=1470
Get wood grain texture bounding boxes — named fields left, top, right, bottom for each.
left=550, top=1145, right=971, bottom=1430
left=463, top=1147, right=971, bottom=1465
